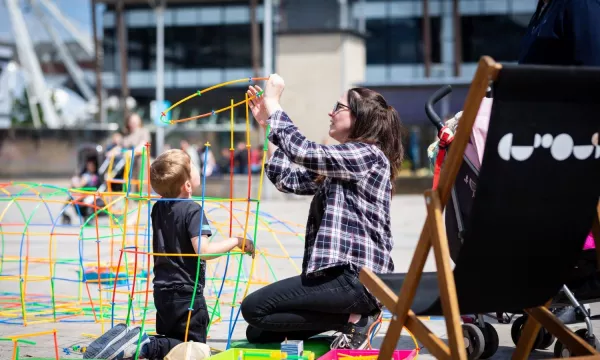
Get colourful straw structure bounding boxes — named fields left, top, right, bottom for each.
left=0, top=78, right=305, bottom=358
left=0, top=329, right=59, bottom=360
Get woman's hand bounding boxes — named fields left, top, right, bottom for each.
left=264, top=74, right=285, bottom=102
left=264, top=74, right=285, bottom=116
left=247, top=85, right=268, bottom=129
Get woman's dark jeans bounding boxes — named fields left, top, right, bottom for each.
left=240, top=266, right=379, bottom=343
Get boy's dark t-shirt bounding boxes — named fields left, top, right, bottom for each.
left=151, top=200, right=212, bottom=292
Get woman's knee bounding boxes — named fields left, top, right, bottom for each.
left=240, top=291, right=263, bottom=324
left=245, top=325, right=267, bottom=344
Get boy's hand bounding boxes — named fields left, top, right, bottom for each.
left=236, top=237, right=255, bottom=257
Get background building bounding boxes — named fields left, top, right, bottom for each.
left=357, top=0, right=535, bottom=124
left=0, top=0, right=537, bottom=177
left=99, top=0, right=536, bottom=159
left=100, top=0, right=269, bottom=149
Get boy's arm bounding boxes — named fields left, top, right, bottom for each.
left=190, top=236, right=245, bottom=260
left=188, top=207, right=254, bottom=260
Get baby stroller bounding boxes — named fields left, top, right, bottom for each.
left=425, top=85, right=600, bottom=358
left=61, top=143, right=105, bottom=225
left=97, top=150, right=127, bottom=193
left=60, top=143, right=128, bottom=225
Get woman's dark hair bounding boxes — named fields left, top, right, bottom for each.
left=346, top=87, right=405, bottom=186
left=316, top=87, right=406, bottom=191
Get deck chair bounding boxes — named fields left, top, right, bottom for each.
left=360, top=56, right=600, bottom=360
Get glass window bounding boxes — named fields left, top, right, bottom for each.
left=223, top=24, right=254, bottom=67
left=195, top=25, right=226, bottom=68
left=388, top=18, right=422, bottom=64
left=116, top=24, right=256, bottom=71
left=127, top=28, right=155, bottom=71
left=225, top=23, right=259, bottom=68
left=279, top=0, right=344, bottom=31
left=365, top=19, right=388, bottom=65
left=461, top=14, right=531, bottom=62
left=366, top=16, right=441, bottom=65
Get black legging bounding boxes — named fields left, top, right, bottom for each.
left=240, top=266, right=378, bottom=343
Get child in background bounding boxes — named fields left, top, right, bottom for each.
left=71, top=157, right=100, bottom=189
left=84, top=149, right=255, bottom=360
left=62, top=157, right=102, bottom=224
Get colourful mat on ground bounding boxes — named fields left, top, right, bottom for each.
left=230, top=336, right=334, bottom=358
left=213, top=348, right=317, bottom=360
left=319, top=349, right=418, bottom=360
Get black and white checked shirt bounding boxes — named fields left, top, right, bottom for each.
left=265, top=110, right=395, bottom=277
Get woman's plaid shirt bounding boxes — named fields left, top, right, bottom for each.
left=265, top=110, right=395, bottom=277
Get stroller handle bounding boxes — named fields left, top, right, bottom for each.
left=425, top=85, right=453, bottom=132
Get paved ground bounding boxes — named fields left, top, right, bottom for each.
left=0, top=180, right=598, bottom=359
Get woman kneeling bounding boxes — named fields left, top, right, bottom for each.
left=241, top=75, right=405, bottom=350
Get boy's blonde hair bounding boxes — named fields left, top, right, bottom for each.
left=150, top=149, right=191, bottom=198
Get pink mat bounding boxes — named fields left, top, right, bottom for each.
left=318, top=349, right=418, bottom=360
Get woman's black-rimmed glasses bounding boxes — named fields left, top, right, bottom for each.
left=332, top=102, right=349, bottom=113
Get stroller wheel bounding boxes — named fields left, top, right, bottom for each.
left=496, top=312, right=511, bottom=324
left=461, top=323, right=485, bottom=359
left=539, top=329, right=556, bottom=350
left=553, top=328, right=600, bottom=357
left=478, top=322, right=499, bottom=359
left=61, top=214, right=72, bottom=225
left=510, top=315, right=544, bottom=350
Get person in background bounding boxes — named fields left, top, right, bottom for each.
left=108, top=113, right=151, bottom=156
left=106, top=132, right=123, bottom=154
left=518, top=0, right=600, bottom=325
left=180, top=138, right=200, bottom=174
left=62, top=157, right=102, bottom=224
left=250, top=146, right=263, bottom=174
left=198, top=145, right=218, bottom=177
left=106, top=113, right=151, bottom=192
left=71, top=157, right=100, bottom=189
left=218, top=148, right=231, bottom=174
left=234, top=142, right=248, bottom=174
left=519, top=0, right=600, bottom=66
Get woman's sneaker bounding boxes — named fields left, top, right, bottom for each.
left=331, top=311, right=383, bottom=350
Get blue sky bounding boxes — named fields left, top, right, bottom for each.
left=0, top=0, right=97, bottom=43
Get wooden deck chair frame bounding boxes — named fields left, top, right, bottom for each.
left=359, top=56, right=600, bottom=360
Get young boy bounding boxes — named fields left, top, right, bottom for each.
left=84, top=149, right=254, bottom=360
